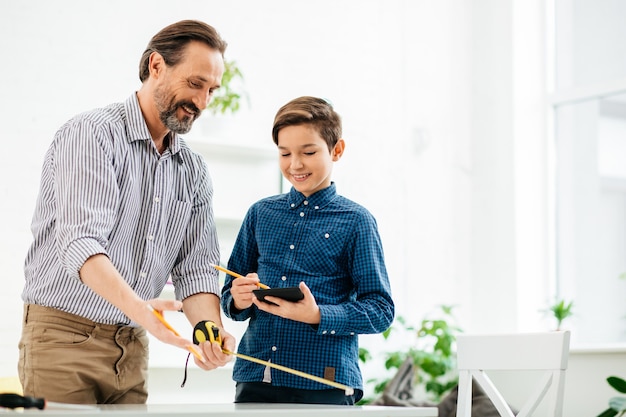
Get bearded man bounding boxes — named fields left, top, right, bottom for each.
left=19, top=20, right=235, bottom=404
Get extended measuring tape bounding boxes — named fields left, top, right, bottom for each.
left=191, top=320, right=354, bottom=395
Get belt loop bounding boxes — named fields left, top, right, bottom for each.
left=23, top=304, right=30, bottom=325
left=92, top=324, right=100, bottom=338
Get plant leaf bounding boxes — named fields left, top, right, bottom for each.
left=358, top=347, right=372, bottom=363
left=597, top=408, right=619, bottom=417
left=609, top=377, right=626, bottom=394
left=206, top=59, right=247, bottom=115
left=373, top=379, right=390, bottom=393
left=382, top=327, right=392, bottom=339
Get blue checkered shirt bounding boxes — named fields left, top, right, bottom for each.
left=221, top=183, right=394, bottom=392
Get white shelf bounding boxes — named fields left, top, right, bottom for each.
left=215, top=215, right=243, bottom=227
left=186, top=140, right=284, bottom=212
left=186, top=141, right=276, bottom=162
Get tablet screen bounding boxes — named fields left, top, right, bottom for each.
left=253, top=287, right=304, bottom=304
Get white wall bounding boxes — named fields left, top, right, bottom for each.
left=0, top=0, right=475, bottom=373
left=0, top=0, right=622, bottom=415
left=468, top=0, right=550, bottom=333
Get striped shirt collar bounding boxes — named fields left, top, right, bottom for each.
left=124, top=93, right=182, bottom=156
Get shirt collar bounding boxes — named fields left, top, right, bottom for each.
left=124, top=93, right=182, bottom=156
left=287, top=182, right=337, bottom=210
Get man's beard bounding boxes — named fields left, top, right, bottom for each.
left=154, top=87, right=201, bottom=134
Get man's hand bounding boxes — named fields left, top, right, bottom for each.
left=131, top=299, right=199, bottom=353
left=195, top=325, right=235, bottom=370
left=252, top=281, right=321, bottom=324
left=182, top=292, right=236, bottom=370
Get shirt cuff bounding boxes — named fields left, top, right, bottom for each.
left=317, top=304, right=353, bottom=336
left=225, top=298, right=251, bottom=321
left=64, top=238, right=108, bottom=280
left=174, top=273, right=221, bottom=300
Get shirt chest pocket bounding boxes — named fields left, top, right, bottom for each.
left=299, top=226, right=348, bottom=273
left=160, top=199, right=192, bottom=259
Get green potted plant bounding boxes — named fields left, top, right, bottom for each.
left=597, top=376, right=626, bottom=417
left=543, top=299, right=574, bottom=331
left=358, top=305, right=462, bottom=404
left=206, top=59, right=248, bottom=115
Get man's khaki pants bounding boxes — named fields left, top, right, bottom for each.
left=18, top=304, right=149, bottom=404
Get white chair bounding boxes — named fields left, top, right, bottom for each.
left=455, top=331, right=570, bottom=417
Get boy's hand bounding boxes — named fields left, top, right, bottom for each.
left=252, top=281, right=321, bottom=324
left=231, top=273, right=261, bottom=310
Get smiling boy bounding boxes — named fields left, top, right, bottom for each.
left=221, top=96, right=395, bottom=405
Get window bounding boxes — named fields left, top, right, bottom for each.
left=550, top=0, right=626, bottom=345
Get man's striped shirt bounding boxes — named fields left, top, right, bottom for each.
left=22, top=94, right=220, bottom=325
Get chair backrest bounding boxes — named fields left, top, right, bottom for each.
left=455, top=331, right=570, bottom=417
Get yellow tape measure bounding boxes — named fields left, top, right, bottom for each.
left=192, top=320, right=354, bottom=396
left=193, top=320, right=222, bottom=345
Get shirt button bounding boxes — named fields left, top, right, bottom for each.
left=290, top=244, right=295, bottom=250
left=325, top=233, right=330, bottom=238
left=330, top=330, right=336, bottom=335
left=350, top=332, right=355, bottom=336
left=314, top=206, right=319, bottom=209
left=271, top=346, right=277, bottom=351
left=147, top=234, right=154, bottom=241
left=140, top=272, right=147, bottom=278
left=154, top=196, right=160, bottom=203
left=304, top=200, right=309, bottom=205
left=300, top=212, right=305, bottom=217
left=290, top=203, right=295, bottom=208
left=322, top=330, right=327, bottom=335
left=281, top=276, right=287, bottom=281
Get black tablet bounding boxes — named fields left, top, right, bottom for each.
left=253, top=287, right=304, bottom=304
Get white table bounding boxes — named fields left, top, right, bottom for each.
left=4, top=403, right=438, bottom=416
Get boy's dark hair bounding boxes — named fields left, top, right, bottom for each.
left=272, top=96, right=342, bottom=151
left=139, top=20, right=227, bottom=82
